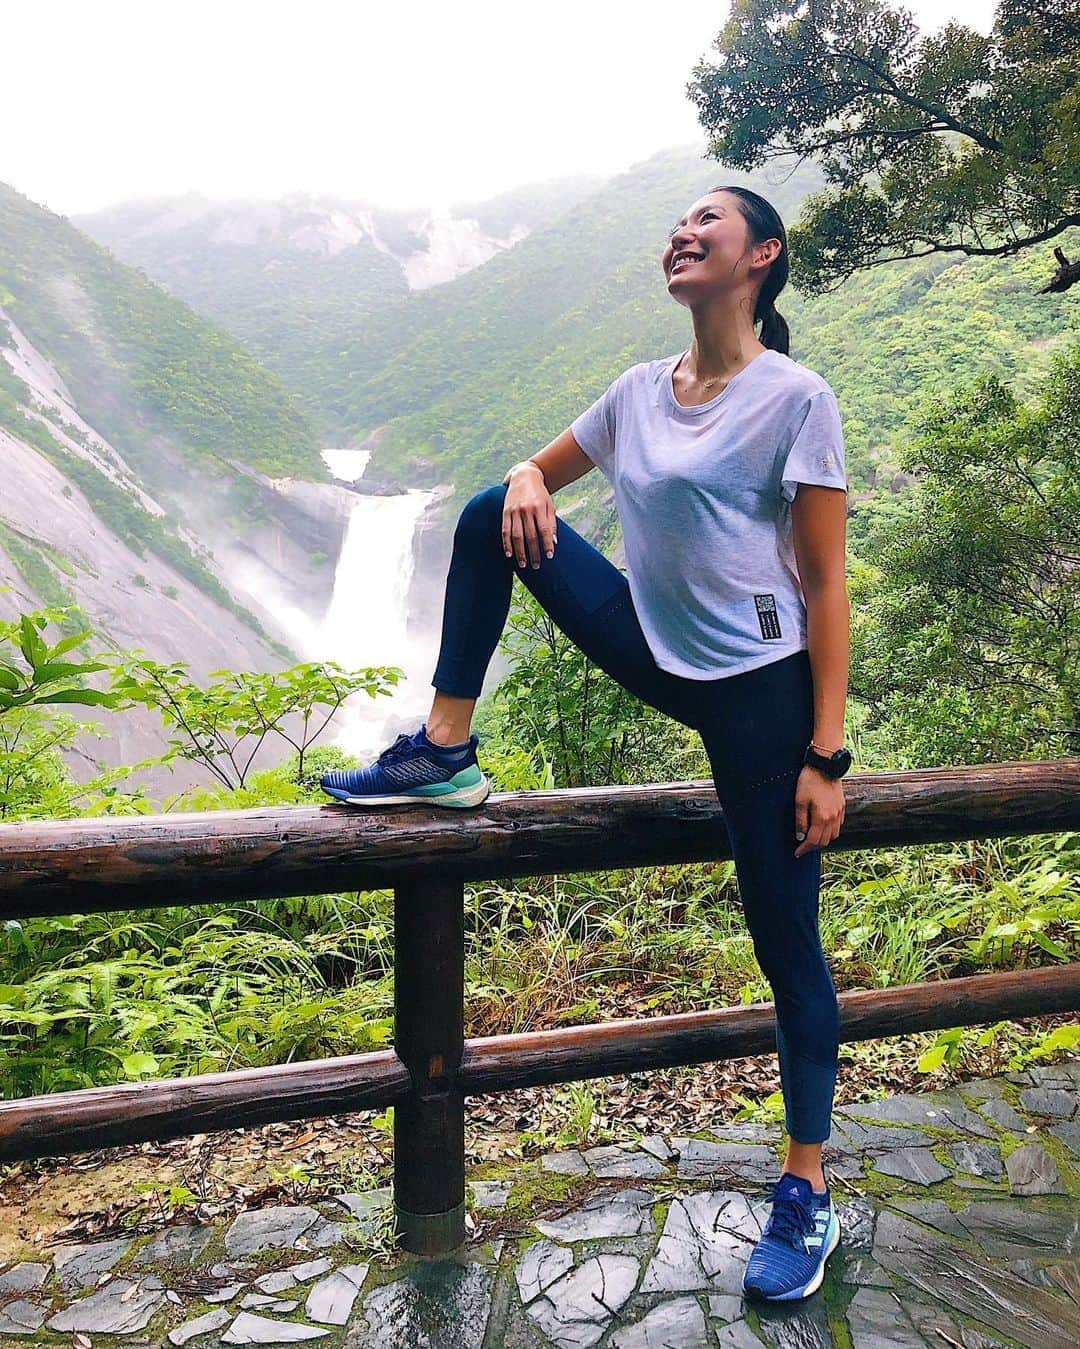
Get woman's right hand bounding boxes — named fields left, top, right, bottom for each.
left=502, top=463, right=557, bottom=570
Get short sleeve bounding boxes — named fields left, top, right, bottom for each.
left=779, top=389, right=848, bottom=503
left=569, top=373, right=621, bottom=481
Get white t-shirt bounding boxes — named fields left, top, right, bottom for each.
left=569, top=347, right=847, bottom=679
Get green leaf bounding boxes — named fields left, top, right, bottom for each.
left=31, top=689, right=118, bottom=707
left=35, top=660, right=109, bottom=683
left=45, top=631, right=93, bottom=660
left=18, top=614, right=45, bottom=670
left=917, top=1044, right=949, bottom=1072
left=1029, top=930, right=1071, bottom=960
left=122, top=1053, right=160, bottom=1079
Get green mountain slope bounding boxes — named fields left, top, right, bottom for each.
left=74, top=178, right=605, bottom=435
left=334, top=147, right=1074, bottom=512
left=0, top=183, right=326, bottom=491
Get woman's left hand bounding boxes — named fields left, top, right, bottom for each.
left=794, top=765, right=845, bottom=858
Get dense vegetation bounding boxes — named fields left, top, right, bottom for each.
left=341, top=149, right=1072, bottom=517
left=1, top=335, right=1077, bottom=1109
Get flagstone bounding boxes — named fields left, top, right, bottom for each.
left=541, top=1148, right=589, bottom=1175
left=226, top=1206, right=321, bottom=1257
left=584, top=1144, right=666, bottom=1179
left=0, top=1261, right=49, bottom=1292
left=534, top=1187, right=655, bottom=1241
left=640, top=1190, right=758, bottom=1294
left=46, top=1274, right=166, bottom=1334
left=515, top=1238, right=575, bottom=1304
left=167, top=1306, right=231, bottom=1345
left=1018, top=1086, right=1078, bottom=1119
left=0, top=1299, right=49, bottom=1336
left=221, top=1311, right=331, bottom=1343
left=714, top=1318, right=767, bottom=1347
left=609, top=1294, right=707, bottom=1347
left=1049, top=1120, right=1080, bottom=1156
left=946, top=1140, right=1003, bottom=1179
left=525, top=1254, right=639, bottom=1348
left=304, top=1264, right=367, bottom=1325
left=674, top=1139, right=776, bottom=1183
left=52, top=1236, right=133, bottom=1290
left=871, top=1146, right=952, bottom=1185
left=1005, top=1141, right=1068, bottom=1195
left=977, top=1095, right=1028, bottom=1131
left=134, top=1224, right=213, bottom=1268
left=636, top=1134, right=675, bottom=1162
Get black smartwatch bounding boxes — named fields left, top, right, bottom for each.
left=803, top=742, right=852, bottom=779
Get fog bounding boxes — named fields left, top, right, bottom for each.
left=4, top=0, right=998, bottom=217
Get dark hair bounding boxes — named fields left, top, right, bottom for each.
left=706, top=184, right=790, bottom=355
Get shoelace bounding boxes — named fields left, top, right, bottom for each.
left=751, top=1179, right=816, bottom=1253
left=376, top=732, right=419, bottom=766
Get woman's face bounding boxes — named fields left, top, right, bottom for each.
left=661, top=190, right=777, bottom=306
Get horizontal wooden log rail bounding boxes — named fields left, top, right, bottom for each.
left=2, top=964, right=1075, bottom=1167
left=1, top=758, right=1078, bottom=1252
left=0, top=759, right=1076, bottom=919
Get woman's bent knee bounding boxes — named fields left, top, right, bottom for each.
left=455, top=482, right=509, bottom=538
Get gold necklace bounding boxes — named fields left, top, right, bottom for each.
left=679, top=352, right=725, bottom=390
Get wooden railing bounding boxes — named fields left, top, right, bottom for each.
left=1, top=758, right=1078, bottom=1254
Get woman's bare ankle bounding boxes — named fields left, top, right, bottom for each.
left=427, top=692, right=476, bottom=746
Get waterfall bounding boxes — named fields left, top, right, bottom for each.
left=317, top=449, right=441, bottom=760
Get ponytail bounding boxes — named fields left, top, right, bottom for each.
left=756, top=297, right=790, bottom=356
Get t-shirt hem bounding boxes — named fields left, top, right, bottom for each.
left=652, top=643, right=809, bottom=681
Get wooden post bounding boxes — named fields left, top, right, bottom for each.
left=392, top=876, right=466, bottom=1255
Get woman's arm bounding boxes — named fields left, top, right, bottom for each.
left=791, top=483, right=849, bottom=750
left=790, top=482, right=849, bottom=857
left=503, top=426, right=597, bottom=496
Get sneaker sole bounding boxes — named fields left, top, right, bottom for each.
left=741, top=1210, right=841, bottom=1302
left=321, top=773, right=492, bottom=809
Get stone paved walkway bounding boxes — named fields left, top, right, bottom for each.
left=2, top=1062, right=1078, bottom=1347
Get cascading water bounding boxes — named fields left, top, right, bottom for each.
left=316, top=448, right=441, bottom=760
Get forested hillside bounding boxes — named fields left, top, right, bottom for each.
left=332, top=148, right=1073, bottom=516
left=75, top=177, right=604, bottom=432
left=0, top=183, right=348, bottom=780
left=0, top=184, right=327, bottom=488
left=82, top=147, right=1074, bottom=534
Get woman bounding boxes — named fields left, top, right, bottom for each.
left=321, top=185, right=851, bottom=1302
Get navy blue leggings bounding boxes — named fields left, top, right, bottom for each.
left=432, top=484, right=840, bottom=1143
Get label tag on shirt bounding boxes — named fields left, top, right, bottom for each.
left=754, top=594, right=782, bottom=640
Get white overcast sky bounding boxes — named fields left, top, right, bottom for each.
left=4, top=0, right=998, bottom=217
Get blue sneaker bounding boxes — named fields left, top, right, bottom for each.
left=741, top=1171, right=840, bottom=1301
left=319, top=724, right=491, bottom=808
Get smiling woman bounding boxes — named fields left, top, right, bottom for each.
left=663, top=185, right=792, bottom=363
left=319, top=179, right=852, bottom=1305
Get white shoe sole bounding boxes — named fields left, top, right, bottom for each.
left=334, top=777, right=492, bottom=809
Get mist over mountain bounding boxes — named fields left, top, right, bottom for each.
left=74, top=175, right=605, bottom=434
